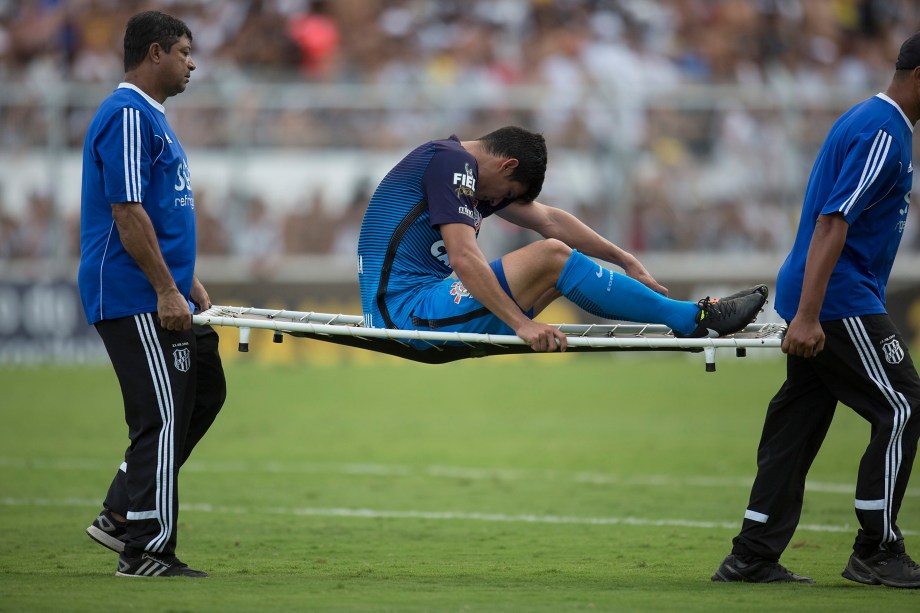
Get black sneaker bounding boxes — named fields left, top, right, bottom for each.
left=677, top=285, right=769, bottom=338
left=719, top=284, right=770, bottom=302
left=116, top=552, right=208, bottom=578
left=86, top=509, right=128, bottom=553
left=712, top=554, right=815, bottom=583
left=842, top=546, right=920, bottom=588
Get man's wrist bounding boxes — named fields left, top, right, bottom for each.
left=156, top=285, right=182, bottom=298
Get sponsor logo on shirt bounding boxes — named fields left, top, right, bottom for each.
left=456, top=204, right=483, bottom=231
left=453, top=163, right=476, bottom=198
left=175, top=159, right=192, bottom=191
left=174, top=159, right=194, bottom=208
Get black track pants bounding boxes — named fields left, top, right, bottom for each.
left=95, top=315, right=226, bottom=557
left=732, top=314, right=920, bottom=561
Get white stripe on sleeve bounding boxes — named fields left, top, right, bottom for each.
left=840, top=130, right=892, bottom=216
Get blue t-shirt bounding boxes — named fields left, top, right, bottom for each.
left=776, top=94, right=914, bottom=321
left=78, top=83, right=196, bottom=325
left=358, top=135, right=509, bottom=328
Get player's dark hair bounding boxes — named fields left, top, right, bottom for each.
left=476, top=126, right=547, bottom=202
left=124, top=11, right=193, bottom=72
left=895, top=31, right=920, bottom=71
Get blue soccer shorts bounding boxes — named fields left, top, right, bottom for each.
left=401, top=259, right=533, bottom=335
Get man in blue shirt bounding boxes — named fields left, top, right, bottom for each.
left=713, top=32, right=920, bottom=588
left=359, top=127, right=768, bottom=353
left=78, top=11, right=224, bottom=578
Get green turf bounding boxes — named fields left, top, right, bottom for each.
left=1, top=353, right=918, bottom=611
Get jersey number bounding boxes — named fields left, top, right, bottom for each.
left=430, top=240, right=450, bottom=267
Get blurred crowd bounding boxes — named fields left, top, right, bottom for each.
left=1, top=0, right=920, bottom=263
left=2, top=1, right=915, bottom=92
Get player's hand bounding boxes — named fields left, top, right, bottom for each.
left=516, top=320, right=567, bottom=353
left=190, top=277, right=211, bottom=313
left=157, top=288, right=192, bottom=331
left=781, top=316, right=824, bottom=358
left=623, top=260, right=668, bottom=296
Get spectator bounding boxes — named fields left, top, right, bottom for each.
left=0, top=203, right=19, bottom=259
left=14, top=190, right=57, bottom=259
left=2, top=0, right=920, bottom=258
left=231, top=195, right=281, bottom=276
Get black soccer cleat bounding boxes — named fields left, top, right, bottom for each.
left=116, top=552, right=208, bottom=578
left=677, top=285, right=769, bottom=338
left=86, top=509, right=128, bottom=553
left=712, top=554, right=815, bottom=583
left=842, top=544, right=920, bottom=588
left=718, top=284, right=770, bottom=303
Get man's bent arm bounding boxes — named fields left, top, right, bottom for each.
left=112, top=202, right=191, bottom=331
left=498, top=200, right=668, bottom=295
left=441, top=223, right=566, bottom=352
left=783, top=212, right=848, bottom=357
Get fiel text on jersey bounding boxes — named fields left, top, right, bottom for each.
left=453, top=163, right=476, bottom=198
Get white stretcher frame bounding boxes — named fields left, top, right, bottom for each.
left=192, top=305, right=786, bottom=371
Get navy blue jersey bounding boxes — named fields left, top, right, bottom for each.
left=776, top=94, right=913, bottom=321
left=358, top=135, right=509, bottom=328
left=78, top=84, right=196, bottom=324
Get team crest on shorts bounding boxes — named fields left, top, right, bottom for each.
left=173, top=347, right=191, bottom=372
left=449, top=280, right=470, bottom=304
left=881, top=338, right=904, bottom=365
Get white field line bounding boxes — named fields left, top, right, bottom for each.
left=1, top=456, right=917, bottom=498
left=3, top=495, right=910, bottom=535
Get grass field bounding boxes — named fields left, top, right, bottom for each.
left=1, top=349, right=919, bottom=611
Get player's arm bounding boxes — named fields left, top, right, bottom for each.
left=112, top=202, right=191, bottom=331
left=785, top=129, right=902, bottom=357
left=441, top=222, right=567, bottom=352
left=782, top=213, right=848, bottom=357
left=498, top=200, right=668, bottom=296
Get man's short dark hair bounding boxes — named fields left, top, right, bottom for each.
left=895, top=31, right=920, bottom=71
left=124, top=11, right=193, bottom=72
left=476, top=126, right=547, bottom=203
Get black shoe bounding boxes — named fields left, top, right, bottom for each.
left=712, top=554, right=815, bottom=583
left=677, top=285, right=769, bottom=338
left=86, top=509, right=128, bottom=553
left=842, top=547, right=920, bottom=588
left=719, top=284, right=770, bottom=302
left=116, top=552, right=208, bottom=578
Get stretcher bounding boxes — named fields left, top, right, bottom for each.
left=192, top=305, right=786, bottom=371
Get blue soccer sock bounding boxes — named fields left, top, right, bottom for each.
left=555, top=250, right=700, bottom=334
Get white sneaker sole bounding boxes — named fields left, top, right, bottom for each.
left=86, top=525, right=126, bottom=553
